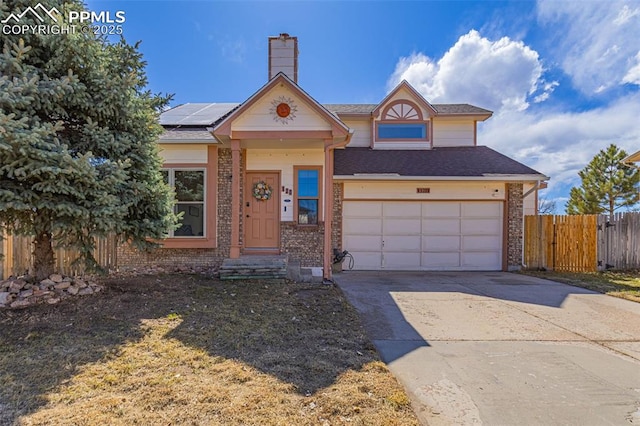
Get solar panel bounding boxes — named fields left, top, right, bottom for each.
left=159, top=103, right=239, bottom=126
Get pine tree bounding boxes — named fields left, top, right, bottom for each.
left=566, top=144, right=640, bottom=217
left=0, top=0, right=177, bottom=279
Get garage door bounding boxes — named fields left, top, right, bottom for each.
left=342, top=201, right=503, bottom=271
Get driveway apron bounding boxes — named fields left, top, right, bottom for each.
left=336, top=271, right=640, bottom=425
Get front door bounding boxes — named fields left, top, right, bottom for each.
left=244, top=172, right=280, bottom=250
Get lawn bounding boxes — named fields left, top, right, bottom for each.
left=0, top=275, right=418, bottom=426
left=521, top=270, right=640, bottom=303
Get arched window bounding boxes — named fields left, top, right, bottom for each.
left=377, top=100, right=428, bottom=141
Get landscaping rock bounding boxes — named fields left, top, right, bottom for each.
left=0, top=292, right=10, bottom=305
left=40, top=279, right=55, bottom=288
left=78, top=287, right=94, bottom=296
left=74, top=279, right=87, bottom=288
left=9, top=280, right=26, bottom=293
left=54, top=281, right=71, bottom=290
left=10, top=299, right=31, bottom=309
left=49, top=274, right=64, bottom=283
left=67, top=286, right=79, bottom=295
left=19, top=289, right=33, bottom=298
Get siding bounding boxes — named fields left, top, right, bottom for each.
left=432, top=120, right=475, bottom=147
left=160, top=144, right=209, bottom=163
left=343, top=119, right=370, bottom=148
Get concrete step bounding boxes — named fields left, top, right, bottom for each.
left=219, top=255, right=288, bottom=280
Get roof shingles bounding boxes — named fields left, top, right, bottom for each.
left=334, top=146, right=544, bottom=178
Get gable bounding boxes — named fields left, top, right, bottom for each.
left=213, top=73, right=349, bottom=142
left=232, top=84, right=332, bottom=132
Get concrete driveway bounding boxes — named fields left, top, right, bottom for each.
left=335, top=271, right=640, bottom=426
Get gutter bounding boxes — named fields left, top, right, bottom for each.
left=334, top=174, right=549, bottom=182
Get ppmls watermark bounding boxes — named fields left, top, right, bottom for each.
left=1, top=3, right=126, bottom=36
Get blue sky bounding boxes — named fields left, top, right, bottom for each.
left=87, top=0, right=640, bottom=212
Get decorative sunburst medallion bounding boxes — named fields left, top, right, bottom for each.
left=270, top=96, right=298, bottom=124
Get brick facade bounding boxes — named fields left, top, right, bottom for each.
left=117, top=148, right=235, bottom=270
left=118, top=147, right=328, bottom=270
left=506, top=182, right=524, bottom=270
left=331, top=182, right=343, bottom=252
left=280, top=222, right=324, bottom=267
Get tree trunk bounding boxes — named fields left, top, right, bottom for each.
left=33, top=231, right=55, bottom=281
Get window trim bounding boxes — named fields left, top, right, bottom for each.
left=293, top=165, right=323, bottom=226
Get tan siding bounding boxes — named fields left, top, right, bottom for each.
left=343, top=120, right=371, bottom=147
left=523, top=183, right=537, bottom=215
left=432, top=120, right=475, bottom=147
left=160, top=144, right=209, bottom=163
left=232, top=86, right=331, bottom=131
left=343, top=181, right=506, bottom=200
left=246, top=149, right=324, bottom=222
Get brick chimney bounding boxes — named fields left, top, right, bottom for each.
left=268, top=33, right=298, bottom=83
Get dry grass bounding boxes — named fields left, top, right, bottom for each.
left=521, top=270, right=640, bottom=303
left=0, top=275, right=418, bottom=426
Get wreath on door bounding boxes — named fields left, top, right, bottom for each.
left=252, top=181, right=273, bottom=201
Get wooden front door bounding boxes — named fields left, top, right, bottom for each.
left=244, top=172, right=280, bottom=250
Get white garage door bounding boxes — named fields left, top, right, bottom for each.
left=342, top=201, right=503, bottom=271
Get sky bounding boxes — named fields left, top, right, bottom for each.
left=85, top=0, right=640, bottom=213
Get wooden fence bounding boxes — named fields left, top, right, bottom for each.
left=524, top=212, right=640, bottom=272
left=0, top=233, right=118, bottom=279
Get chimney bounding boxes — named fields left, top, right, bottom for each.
left=268, top=33, right=298, bottom=83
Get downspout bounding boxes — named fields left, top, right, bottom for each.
left=323, top=130, right=354, bottom=281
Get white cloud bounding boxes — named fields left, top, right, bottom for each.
left=623, top=52, right=640, bottom=85
left=480, top=93, right=640, bottom=193
left=388, top=30, right=554, bottom=113
left=537, top=0, right=640, bottom=94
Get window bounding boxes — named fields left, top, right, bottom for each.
left=378, top=123, right=427, bottom=139
left=376, top=100, right=429, bottom=142
left=163, top=169, right=205, bottom=237
left=294, top=166, right=322, bottom=225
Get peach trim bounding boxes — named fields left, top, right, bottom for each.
left=230, top=139, right=241, bottom=258
left=293, top=165, right=323, bottom=224
left=160, top=146, right=218, bottom=249
left=231, top=130, right=333, bottom=140
left=214, top=73, right=349, bottom=138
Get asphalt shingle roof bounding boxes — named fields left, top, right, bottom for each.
left=158, top=127, right=215, bottom=141
left=334, top=146, right=544, bottom=177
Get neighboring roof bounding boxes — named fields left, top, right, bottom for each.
left=159, top=103, right=239, bottom=126
left=158, top=127, right=215, bottom=142
left=334, top=146, right=547, bottom=179
left=433, top=104, right=492, bottom=115
left=623, top=150, right=640, bottom=163
left=323, top=104, right=377, bottom=114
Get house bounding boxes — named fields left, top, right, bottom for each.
left=118, top=34, right=548, bottom=279
left=623, top=150, right=640, bottom=167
